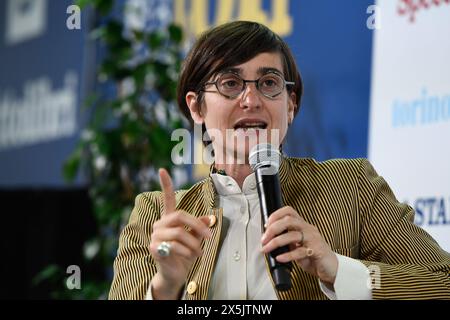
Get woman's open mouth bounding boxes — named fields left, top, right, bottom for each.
left=233, top=120, right=268, bottom=132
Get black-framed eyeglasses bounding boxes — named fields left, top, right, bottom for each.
left=200, top=71, right=295, bottom=99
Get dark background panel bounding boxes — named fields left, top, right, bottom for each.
left=0, top=189, right=97, bottom=299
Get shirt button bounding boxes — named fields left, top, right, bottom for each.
left=240, top=206, right=246, bottom=213
left=208, top=215, right=217, bottom=227
left=250, top=182, right=256, bottom=189
left=233, top=251, right=241, bottom=261
left=187, top=281, right=198, bottom=295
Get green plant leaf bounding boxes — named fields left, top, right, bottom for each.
left=76, top=0, right=91, bottom=9
left=168, top=24, right=183, bottom=44
left=148, top=31, right=163, bottom=49
left=94, top=0, right=114, bottom=15
left=32, top=264, right=62, bottom=286
left=63, top=147, right=82, bottom=182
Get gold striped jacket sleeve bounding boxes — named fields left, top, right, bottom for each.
left=108, top=191, right=163, bottom=299
left=108, top=178, right=214, bottom=300
left=356, top=159, right=450, bottom=299
left=279, top=157, right=450, bottom=299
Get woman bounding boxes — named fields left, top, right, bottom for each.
left=109, top=21, right=450, bottom=300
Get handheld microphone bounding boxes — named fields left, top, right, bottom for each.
left=249, top=143, right=292, bottom=291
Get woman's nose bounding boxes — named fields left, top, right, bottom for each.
left=240, top=82, right=262, bottom=110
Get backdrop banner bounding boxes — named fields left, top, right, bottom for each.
left=369, top=0, right=450, bottom=251
left=0, top=0, right=88, bottom=187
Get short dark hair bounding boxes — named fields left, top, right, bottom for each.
left=177, top=21, right=303, bottom=127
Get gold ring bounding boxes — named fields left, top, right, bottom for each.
left=295, top=231, right=304, bottom=247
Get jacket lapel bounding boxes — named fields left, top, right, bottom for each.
left=175, top=177, right=221, bottom=300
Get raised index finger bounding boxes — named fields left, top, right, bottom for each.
left=159, top=168, right=176, bottom=215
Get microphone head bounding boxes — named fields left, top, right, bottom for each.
left=249, top=143, right=281, bottom=174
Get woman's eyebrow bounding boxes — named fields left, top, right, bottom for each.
left=221, top=67, right=242, bottom=74
left=257, top=67, right=283, bottom=76
left=219, top=66, right=283, bottom=76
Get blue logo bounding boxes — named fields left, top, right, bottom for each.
left=413, top=197, right=450, bottom=226
left=392, top=88, right=450, bottom=128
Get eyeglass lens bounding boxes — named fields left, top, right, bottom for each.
left=217, top=72, right=285, bottom=98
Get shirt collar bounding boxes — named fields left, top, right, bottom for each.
left=211, top=172, right=258, bottom=196
left=208, top=154, right=290, bottom=198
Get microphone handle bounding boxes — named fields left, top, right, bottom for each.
left=255, top=168, right=292, bottom=291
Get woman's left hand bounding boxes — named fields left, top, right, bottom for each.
left=261, top=206, right=338, bottom=286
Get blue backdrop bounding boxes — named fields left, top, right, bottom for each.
left=0, top=0, right=91, bottom=187
left=284, top=0, right=373, bottom=161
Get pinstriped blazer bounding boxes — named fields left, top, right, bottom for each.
left=109, top=157, right=450, bottom=300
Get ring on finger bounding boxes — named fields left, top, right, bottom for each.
left=295, top=231, right=304, bottom=247
left=157, top=241, right=172, bottom=257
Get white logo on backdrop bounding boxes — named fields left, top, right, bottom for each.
left=5, top=0, right=48, bottom=45
left=0, top=72, right=78, bottom=150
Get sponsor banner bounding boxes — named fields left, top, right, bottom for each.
left=369, top=0, right=450, bottom=251
left=0, top=0, right=88, bottom=187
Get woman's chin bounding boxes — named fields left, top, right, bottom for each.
left=213, top=145, right=249, bottom=165
left=226, top=144, right=255, bottom=165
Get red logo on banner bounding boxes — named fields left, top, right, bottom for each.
left=398, top=0, right=450, bottom=22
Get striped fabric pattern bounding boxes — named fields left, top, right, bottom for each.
left=109, top=157, right=450, bottom=300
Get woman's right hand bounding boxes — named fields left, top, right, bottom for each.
left=149, top=168, right=211, bottom=299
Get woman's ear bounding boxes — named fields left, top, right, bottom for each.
left=288, top=92, right=296, bottom=125
left=186, top=91, right=204, bottom=125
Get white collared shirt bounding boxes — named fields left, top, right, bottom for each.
left=208, top=172, right=277, bottom=299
